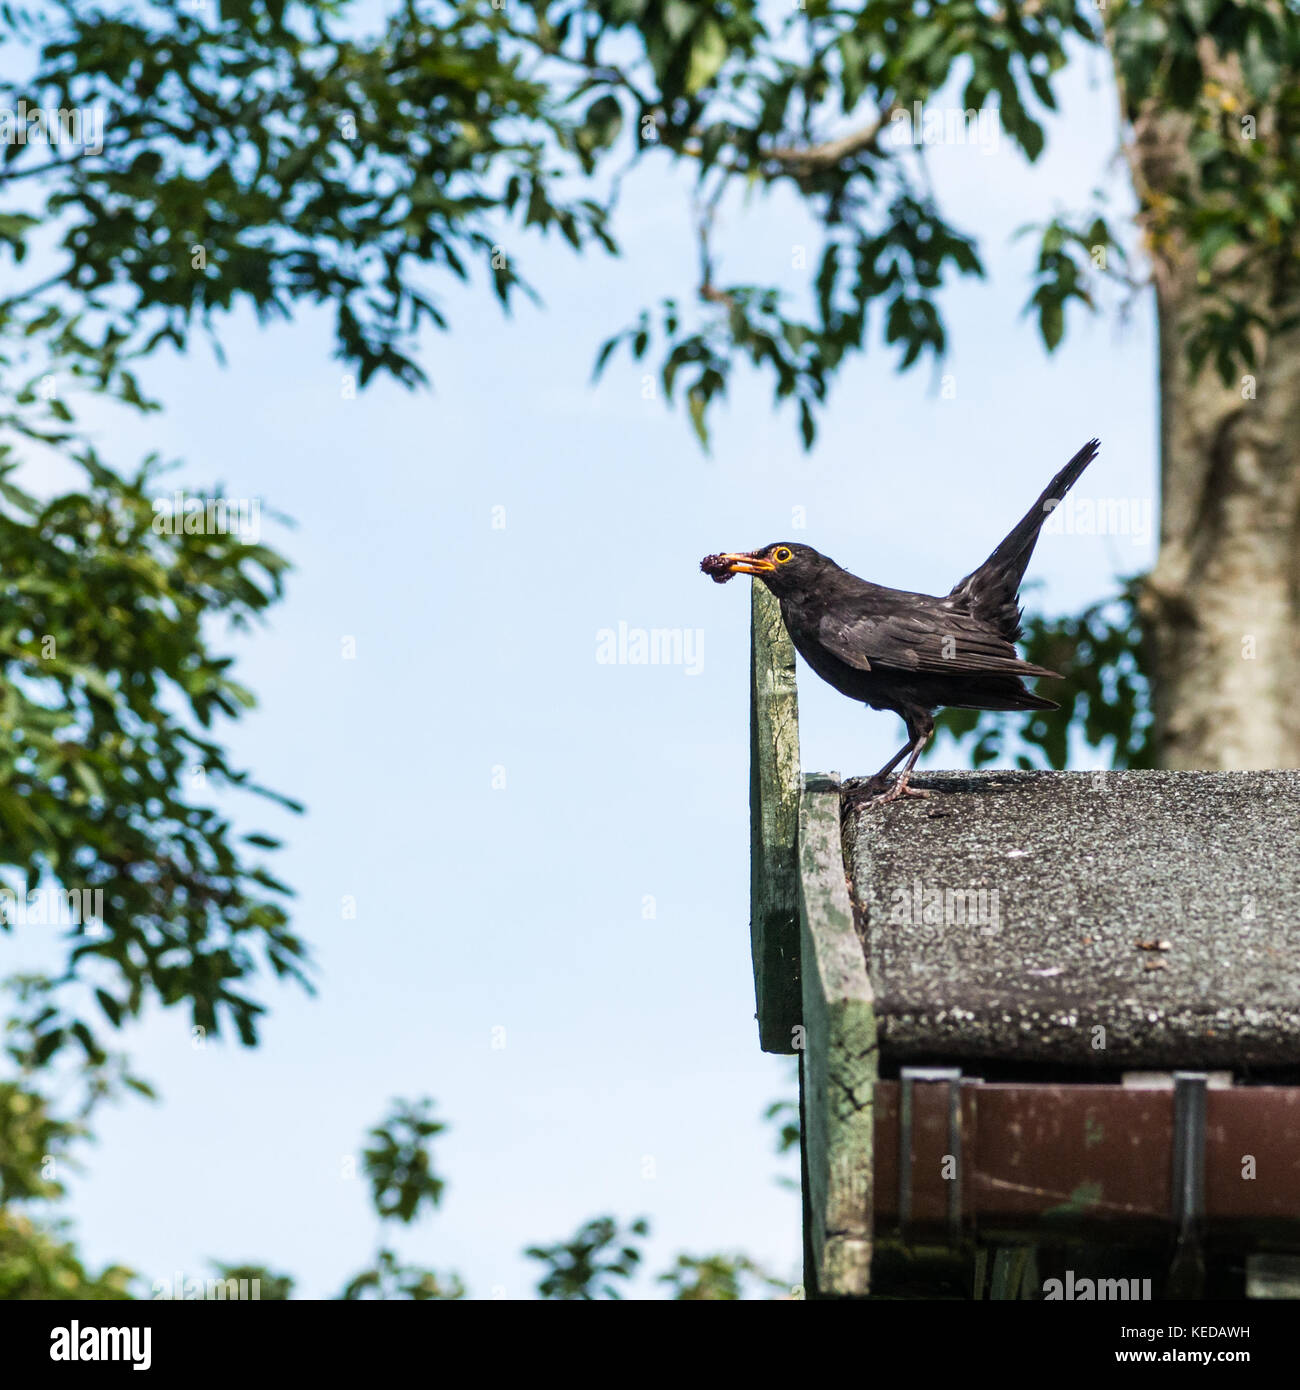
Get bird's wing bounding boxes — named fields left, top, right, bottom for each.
left=816, top=602, right=1059, bottom=679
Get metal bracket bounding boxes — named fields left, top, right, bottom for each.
left=1166, top=1070, right=1208, bottom=1298
left=898, top=1066, right=963, bottom=1245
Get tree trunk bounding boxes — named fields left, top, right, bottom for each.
left=1117, top=59, right=1300, bottom=770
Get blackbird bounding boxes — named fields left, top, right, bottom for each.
left=702, top=438, right=1100, bottom=804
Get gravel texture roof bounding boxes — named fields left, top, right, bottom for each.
left=842, top=770, right=1300, bottom=1068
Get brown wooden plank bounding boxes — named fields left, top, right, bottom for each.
left=873, top=1081, right=1300, bottom=1243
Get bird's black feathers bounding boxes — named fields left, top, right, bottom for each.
left=813, top=593, right=1059, bottom=681
left=705, top=440, right=1099, bottom=798
left=706, top=440, right=1101, bottom=747
left=946, top=437, right=1100, bottom=643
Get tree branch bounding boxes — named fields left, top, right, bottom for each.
left=759, top=106, right=899, bottom=173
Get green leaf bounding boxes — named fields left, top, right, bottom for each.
left=95, top=990, right=123, bottom=1027
left=592, top=334, right=621, bottom=380
left=686, top=20, right=728, bottom=95
left=899, top=22, right=945, bottom=66
left=663, top=0, right=695, bottom=43
left=1039, top=296, right=1064, bottom=352
left=583, top=94, right=623, bottom=151
left=1197, top=223, right=1236, bottom=269
left=687, top=386, right=710, bottom=449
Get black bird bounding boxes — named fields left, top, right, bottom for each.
left=702, top=439, right=1100, bottom=804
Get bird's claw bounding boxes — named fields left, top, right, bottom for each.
left=847, top=774, right=929, bottom=806
left=869, top=779, right=929, bottom=806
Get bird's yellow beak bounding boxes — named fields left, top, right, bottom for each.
left=719, top=551, right=775, bottom=576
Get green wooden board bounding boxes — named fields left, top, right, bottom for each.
left=750, top=582, right=802, bottom=1053
left=798, top=773, right=877, bottom=1296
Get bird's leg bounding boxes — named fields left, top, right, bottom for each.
left=871, top=714, right=935, bottom=805
left=851, top=738, right=913, bottom=800
left=872, top=741, right=913, bottom=782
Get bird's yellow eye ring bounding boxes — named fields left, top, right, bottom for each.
left=773, top=547, right=793, bottom=564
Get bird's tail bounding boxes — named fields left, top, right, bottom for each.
left=947, top=438, right=1100, bottom=640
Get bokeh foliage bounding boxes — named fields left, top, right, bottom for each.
left=1, top=454, right=309, bottom=1077
left=4, top=2, right=1295, bottom=453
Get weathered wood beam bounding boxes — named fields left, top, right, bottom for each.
left=749, top=582, right=801, bottom=1053
left=799, top=773, right=877, bottom=1297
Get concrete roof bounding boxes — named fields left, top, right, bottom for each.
left=842, top=770, right=1300, bottom=1069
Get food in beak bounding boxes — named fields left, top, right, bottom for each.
left=700, top=553, right=737, bottom=583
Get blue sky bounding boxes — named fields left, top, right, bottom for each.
left=18, top=38, right=1156, bottom=1298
